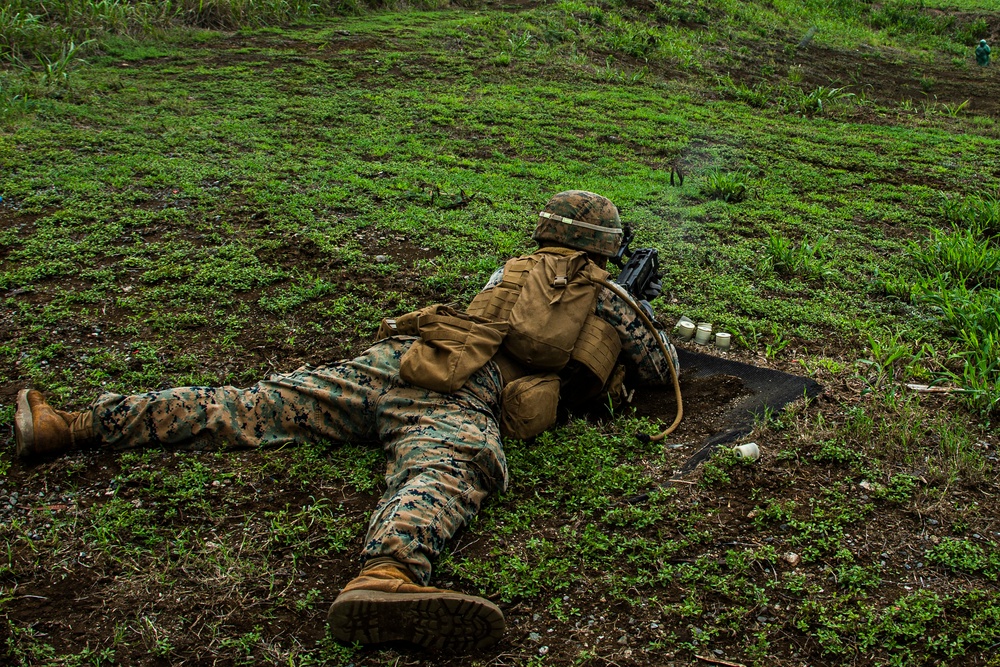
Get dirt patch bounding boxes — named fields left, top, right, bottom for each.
left=728, top=36, right=1000, bottom=115
left=629, top=373, right=750, bottom=442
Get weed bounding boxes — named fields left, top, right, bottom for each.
left=791, top=85, right=855, bottom=115
left=813, top=439, right=859, bottom=464
left=303, top=633, right=359, bottom=666
left=0, top=75, right=33, bottom=122
left=938, top=191, right=1000, bottom=240
left=719, top=76, right=771, bottom=107
left=903, top=191, right=1000, bottom=413
left=266, top=498, right=360, bottom=558
left=218, top=626, right=263, bottom=665
left=857, top=330, right=929, bottom=391
left=832, top=563, right=882, bottom=591
left=598, top=57, right=647, bottom=83
left=36, top=39, right=92, bottom=87
left=764, top=231, right=831, bottom=280
left=700, top=168, right=749, bottom=203
left=911, top=227, right=1000, bottom=289
left=764, top=323, right=791, bottom=359
left=942, top=99, right=970, bottom=117
left=602, top=20, right=660, bottom=60
left=700, top=446, right=738, bottom=487
left=507, top=30, right=533, bottom=58
left=750, top=498, right=796, bottom=529
left=872, top=473, right=918, bottom=503
left=733, top=324, right=762, bottom=351
left=799, top=356, right=845, bottom=376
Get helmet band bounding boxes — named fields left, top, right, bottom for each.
left=537, top=211, right=624, bottom=236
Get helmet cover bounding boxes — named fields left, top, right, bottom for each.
left=533, top=190, right=623, bottom=257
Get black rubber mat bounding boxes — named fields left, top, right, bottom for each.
left=673, top=347, right=824, bottom=474
left=626, top=349, right=823, bottom=503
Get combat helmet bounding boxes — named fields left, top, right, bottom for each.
left=533, top=190, right=623, bottom=258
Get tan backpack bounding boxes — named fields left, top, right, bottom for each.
left=466, top=247, right=609, bottom=371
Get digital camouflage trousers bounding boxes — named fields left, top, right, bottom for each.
left=90, top=337, right=508, bottom=585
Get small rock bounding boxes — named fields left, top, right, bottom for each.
left=375, top=254, right=389, bottom=263
left=532, top=613, right=541, bottom=622
left=538, top=646, right=549, bottom=655
left=529, top=632, right=541, bottom=642
left=617, top=635, right=628, bottom=645
left=926, top=519, right=939, bottom=526
left=783, top=552, right=801, bottom=566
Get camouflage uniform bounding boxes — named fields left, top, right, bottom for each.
left=92, top=285, right=674, bottom=583
left=92, top=337, right=505, bottom=586
left=91, top=249, right=675, bottom=586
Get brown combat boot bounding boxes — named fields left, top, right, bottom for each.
left=328, top=557, right=505, bottom=651
left=14, top=389, right=95, bottom=459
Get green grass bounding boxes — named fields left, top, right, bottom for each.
left=3, top=1, right=1000, bottom=665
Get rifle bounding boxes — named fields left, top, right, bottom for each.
left=611, top=226, right=662, bottom=302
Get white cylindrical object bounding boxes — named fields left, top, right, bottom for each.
left=715, top=332, right=732, bottom=350
left=678, top=316, right=695, bottom=326
left=694, top=324, right=713, bottom=345
left=677, top=321, right=696, bottom=341
left=733, top=442, right=760, bottom=460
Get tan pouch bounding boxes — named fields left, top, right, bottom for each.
left=399, top=306, right=507, bottom=393
left=505, top=250, right=607, bottom=370
left=568, top=314, right=623, bottom=399
left=500, top=373, right=561, bottom=440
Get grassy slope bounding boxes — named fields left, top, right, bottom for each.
left=2, top=1, right=1000, bottom=665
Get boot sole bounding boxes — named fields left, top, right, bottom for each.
left=328, top=588, right=505, bottom=651
left=14, top=389, right=34, bottom=458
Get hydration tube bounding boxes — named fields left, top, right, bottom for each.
left=600, top=279, right=683, bottom=442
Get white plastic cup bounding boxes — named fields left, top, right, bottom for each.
left=694, top=324, right=713, bottom=345
left=733, top=442, right=760, bottom=460
left=715, top=332, right=732, bottom=350
left=677, top=321, right=696, bottom=341
left=678, top=316, right=695, bottom=326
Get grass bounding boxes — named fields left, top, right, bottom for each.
left=2, top=0, right=1000, bottom=665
